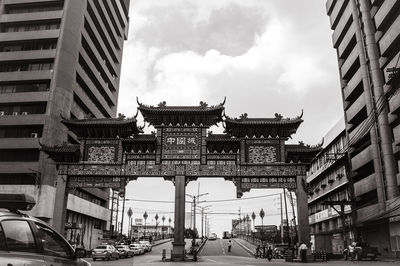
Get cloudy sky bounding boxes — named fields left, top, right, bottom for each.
left=117, top=0, right=344, bottom=236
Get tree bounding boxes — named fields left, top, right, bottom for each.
left=155, top=213, right=159, bottom=236
left=251, top=211, right=256, bottom=232
left=168, top=217, right=172, bottom=237
left=162, top=216, right=166, bottom=238
left=127, top=207, right=133, bottom=239
left=143, top=211, right=148, bottom=238
left=259, top=208, right=265, bottom=235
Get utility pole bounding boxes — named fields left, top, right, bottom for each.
left=283, top=188, right=290, bottom=247
left=288, top=190, right=298, bottom=244
left=280, top=193, right=284, bottom=243
left=120, top=193, right=125, bottom=238
left=186, top=193, right=208, bottom=238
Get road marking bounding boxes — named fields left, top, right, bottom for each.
left=220, top=240, right=226, bottom=255
left=206, top=258, right=218, bottom=262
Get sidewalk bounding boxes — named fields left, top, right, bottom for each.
left=233, top=238, right=256, bottom=256
left=152, top=238, right=172, bottom=247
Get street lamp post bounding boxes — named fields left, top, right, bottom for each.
left=186, top=193, right=208, bottom=239
left=168, top=217, right=172, bottom=238
left=155, top=213, right=159, bottom=240
left=127, top=207, right=133, bottom=240
left=259, top=208, right=265, bottom=243
left=143, top=211, right=148, bottom=239
left=251, top=211, right=256, bottom=235
left=162, top=216, right=165, bottom=239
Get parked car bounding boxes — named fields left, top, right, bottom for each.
left=343, top=242, right=379, bottom=261
left=115, top=245, right=134, bottom=258
left=130, top=243, right=145, bottom=255
left=0, top=193, right=90, bottom=266
left=92, top=245, right=119, bottom=261
left=139, top=241, right=152, bottom=252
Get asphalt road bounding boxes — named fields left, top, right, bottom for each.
left=89, top=239, right=397, bottom=265
left=200, top=238, right=251, bottom=257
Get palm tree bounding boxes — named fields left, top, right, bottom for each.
left=155, top=213, right=159, bottom=237
left=162, top=216, right=166, bottom=239
left=143, top=211, right=148, bottom=238
left=259, top=208, right=265, bottom=236
left=127, top=207, right=133, bottom=239
left=168, top=217, right=172, bottom=237
left=251, top=211, right=256, bottom=232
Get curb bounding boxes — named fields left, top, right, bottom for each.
left=232, top=238, right=255, bottom=257
left=152, top=239, right=172, bottom=247
left=197, top=239, right=208, bottom=255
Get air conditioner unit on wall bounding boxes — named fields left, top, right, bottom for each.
left=12, top=111, right=18, bottom=116
left=31, top=133, right=38, bottom=138
left=0, top=111, right=5, bottom=116
left=21, top=112, right=28, bottom=115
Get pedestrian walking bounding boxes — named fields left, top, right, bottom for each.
left=255, top=244, right=261, bottom=258
left=228, top=240, right=232, bottom=252
left=348, top=242, right=355, bottom=261
left=299, top=242, right=308, bottom=263
left=266, top=246, right=273, bottom=261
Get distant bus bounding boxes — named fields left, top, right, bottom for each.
left=222, top=231, right=231, bottom=239
left=209, top=233, right=217, bottom=240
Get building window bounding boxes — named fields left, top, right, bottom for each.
left=0, top=61, right=53, bottom=72
left=0, top=40, right=57, bottom=52
left=0, top=103, right=47, bottom=115
left=0, top=21, right=60, bottom=33
left=0, top=82, right=50, bottom=94
left=0, top=173, right=37, bottom=185
left=0, top=149, right=40, bottom=162
left=0, top=126, right=43, bottom=138
left=5, top=2, right=64, bottom=14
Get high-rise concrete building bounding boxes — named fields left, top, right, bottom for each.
left=0, top=0, right=130, bottom=249
left=326, top=0, right=400, bottom=257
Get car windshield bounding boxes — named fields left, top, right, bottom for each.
left=116, top=246, right=125, bottom=248
left=95, top=245, right=107, bottom=249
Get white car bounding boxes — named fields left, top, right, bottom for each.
left=130, top=243, right=145, bottom=255
left=139, top=241, right=152, bottom=252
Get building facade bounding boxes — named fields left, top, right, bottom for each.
left=307, top=118, right=350, bottom=255
left=326, top=0, right=400, bottom=256
left=0, top=0, right=130, bottom=249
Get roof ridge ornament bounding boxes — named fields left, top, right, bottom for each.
left=158, top=101, right=167, bottom=107
left=239, top=113, right=248, bottom=120
left=274, top=113, right=283, bottom=120
left=298, top=109, right=304, bottom=119
left=199, top=101, right=208, bottom=108
left=220, top=96, right=226, bottom=106
left=136, top=97, right=143, bottom=107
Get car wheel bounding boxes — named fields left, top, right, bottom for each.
left=93, top=258, right=96, bottom=261
left=344, top=254, right=347, bottom=261
left=355, top=253, right=360, bottom=261
left=371, top=256, right=376, bottom=261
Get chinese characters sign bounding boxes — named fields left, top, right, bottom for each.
left=162, top=127, right=202, bottom=161
left=248, top=145, right=277, bottom=163
left=68, top=176, right=126, bottom=189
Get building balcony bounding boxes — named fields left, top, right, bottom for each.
left=374, top=0, right=398, bottom=30
left=79, top=48, right=116, bottom=105
left=348, top=116, right=367, bottom=142
left=326, top=0, right=337, bottom=15
left=3, top=0, right=59, bottom=5
left=0, top=114, right=45, bottom=126
left=0, top=70, right=53, bottom=82
left=329, top=0, right=347, bottom=30
left=379, top=14, right=400, bottom=57
left=354, top=173, right=376, bottom=196
left=0, top=91, right=49, bottom=104
left=340, top=46, right=359, bottom=80
left=0, top=49, right=56, bottom=62
left=351, top=145, right=373, bottom=171
left=346, top=92, right=366, bottom=123
left=338, top=25, right=356, bottom=58
left=0, top=138, right=40, bottom=149
left=356, top=202, right=379, bottom=223
left=332, top=5, right=353, bottom=48
left=0, top=161, right=39, bottom=173
left=76, top=65, right=113, bottom=115
left=0, top=29, right=60, bottom=43
left=67, top=194, right=111, bottom=222
left=343, top=69, right=362, bottom=99
left=0, top=10, right=63, bottom=24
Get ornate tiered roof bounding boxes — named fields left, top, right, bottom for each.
left=40, top=143, right=80, bottom=162
left=61, top=116, right=143, bottom=138
left=224, top=111, right=303, bottom=139
left=137, top=98, right=225, bottom=127
left=285, top=141, right=323, bottom=164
